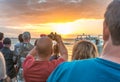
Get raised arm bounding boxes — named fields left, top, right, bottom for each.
left=55, top=34, right=68, bottom=61
left=28, top=47, right=37, bottom=57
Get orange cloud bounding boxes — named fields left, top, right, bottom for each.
left=0, top=0, right=111, bottom=26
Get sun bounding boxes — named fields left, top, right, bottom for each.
left=54, top=24, right=73, bottom=35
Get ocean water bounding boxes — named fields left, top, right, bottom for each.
left=10, top=38, right=74, bottom=61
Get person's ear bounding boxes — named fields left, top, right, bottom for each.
left=103, top=20, right=110, bottom=42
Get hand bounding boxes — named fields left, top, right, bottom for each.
left=54, top=33, right=62, bottom=43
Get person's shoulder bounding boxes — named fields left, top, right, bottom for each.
left=47, top=58, right=98, bottom=82
left=50, top=57, right=65, bottom=65
left=26, top=42, right=34, bottom=49
left=58, top=58, right=97, bottom=69
left=1, top=47, right=8, bottom=52
left=23, top=55, right=34, bottom=68
left=14, top=43, right=21, bottom=47
left=29, top=43, right=34, bottom=47
left=74, top=58, right=97, bottom=64
left=26, top=55, right=34, bottom=59
left=28, top=42, right=33, bottom=46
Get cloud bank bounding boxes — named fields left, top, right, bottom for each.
left=0, top=0, right=112, bottom=26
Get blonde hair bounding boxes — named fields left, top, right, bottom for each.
left=72, top=40, right=98, bottom=60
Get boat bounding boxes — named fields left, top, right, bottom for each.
left=75, top=34, right=103, bottom=54
left=75, top=34, right=99, bottom=44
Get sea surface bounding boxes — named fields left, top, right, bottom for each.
left=10, top=38, right=74, bottom=61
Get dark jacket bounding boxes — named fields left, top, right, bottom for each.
left=1, top=47, right=16, bottom=79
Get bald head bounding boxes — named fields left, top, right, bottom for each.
left=36, top=37, right=53, bottom=57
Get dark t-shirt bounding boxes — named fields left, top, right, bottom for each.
left=1, top=47, right=16, bottom=79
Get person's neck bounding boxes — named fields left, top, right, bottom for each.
left=37, top=55, right=50, bottom=61
left=100, top=38, right=120, bottom=64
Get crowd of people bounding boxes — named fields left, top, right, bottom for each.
left=0, top=30, right=98, bottom=82
left=0, top=0, right=120, bottom=82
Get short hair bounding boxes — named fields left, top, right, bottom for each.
left=18, top=34, right=23, bottom=42
left=0, top=32, right=4, bottom=40
left=22, top=32, right=31, bottom=40
left=3, top=38, right=11, bottom=45
left=72, top=40, right=98, bottom=60
left=104, top=0, right=120, bottom=45
left=36, top=37, right=53, bottom=57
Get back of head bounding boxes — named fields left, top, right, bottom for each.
left=104, top=0, right=120, bottom=45
left=0, top=32, right=4, bottom=41
left=36, top=37, right=53, bottom=58
left=18, top=34, right=23, bottom=42
left=3, top=38, right=11, bottom=45
left=72, top=40, right=98, bottom=60
left=22, top=32, right=31, bottom=41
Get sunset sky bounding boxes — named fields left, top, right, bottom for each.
left=0, top=0, right=112, bottom=38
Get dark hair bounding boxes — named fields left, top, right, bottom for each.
left=3, top=38, right=11, bottom=45
left=18, top=34, right=23, bottom=42
left=104, top=0, right=120, bottom=45
left=0, top=32, right=4, bottom=40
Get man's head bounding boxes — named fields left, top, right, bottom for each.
left=3, top=38, right=11, bottom=47
left=0, top=32, right=4, bottom=41
left=36, top=37, right=53, bottom=58
left=104, top=0, right=120, bottom=45
left=22, top=32, right=31, bottom=42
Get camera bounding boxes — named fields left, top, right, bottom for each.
left=48, top=32, right=56, bottom=40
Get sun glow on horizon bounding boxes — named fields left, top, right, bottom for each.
left=53, top=23, right=74, bottom=35
left=11, top=19, right=103, bottom=38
